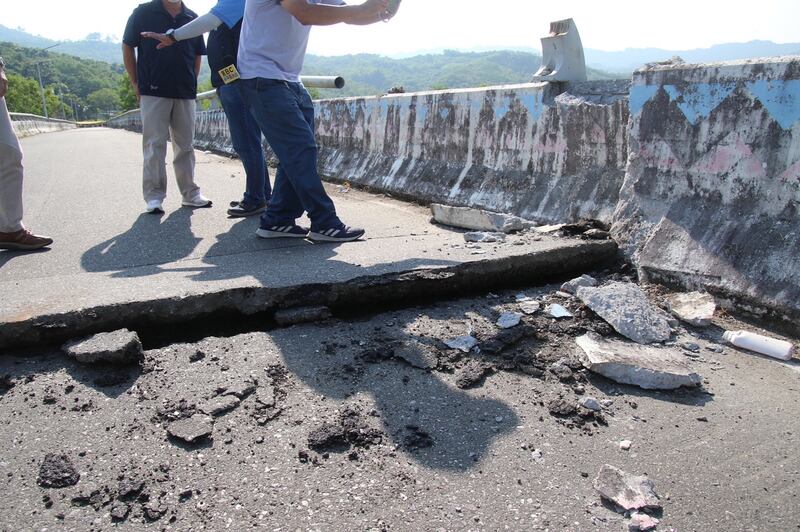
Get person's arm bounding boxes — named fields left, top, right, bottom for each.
left=141, top=12, right=223, bottom=49
left=122, top=44, right=140, bottom=102
left=280, top=0, right=392, bottom=26
left=195, top=55, right=202, bottom=79
left=0, top=57, right=8, bottom=99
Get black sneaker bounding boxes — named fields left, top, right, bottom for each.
left=307, top=225, right=365, bottom=242
left=228, top=201, right=268, bottom=218
left=255, top=224, right=309, bottom=239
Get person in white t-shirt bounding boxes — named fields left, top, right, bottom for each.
left=238, top=0, right=398, bottom=243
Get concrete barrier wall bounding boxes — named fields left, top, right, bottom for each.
left=612, top=57, right=800, bottom=321
left=315, top=81, right=629, bottom=225
left=10, top=113, right=76, bottom=138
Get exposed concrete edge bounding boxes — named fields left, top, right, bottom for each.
left=0, top=240, right=618, bottom=351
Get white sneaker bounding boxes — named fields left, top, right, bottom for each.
left=146, top=200, right=164, bottom=213
left=182, top=193, right=213, bottom=208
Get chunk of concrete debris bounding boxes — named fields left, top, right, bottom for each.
left=594, top=464, right=661, bottom=512
left=62, top=329, right=142, bottom=366
left=394, top=341, right=439, bottom=370
left=547, top=304, right=573, bottom=319
left=464, top=232, right=507, bottom=243
left=665, top=292, right=716, bottom=327
left=620, top=440, right=632, bottom=451
left=199, top=395, right=241, bottom=417
left=561, top=274, right=598, bottom=295
left=431, top=204, right=526, bottom=233
left=516, top=293, right=541, bottom=315
left=497, top=312, right=523, bottom=329
left=576, top=333, right=701, bottom=390
left=629, top=512, right=660, bottom=531
left=274, top=306, right=332, bottom=327
left=38, top=453, right=80, bottom=488
left=455, top=360, right=492, bottom=389
left=445, top=335, right=478, bottom=353
left=167, top=415, right=214, bottom=444
left=577, top=282, right=671, bottom=344
left=580, top=397, right=602, bottom=412
left=533, top=224, right=564, bottom=234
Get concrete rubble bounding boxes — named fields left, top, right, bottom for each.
left=577, top=282, right=672, bottom=344
left=445, top=335, right=478, bottom=352
left=516, top=293, right=541, bottom=315
left=593, top=464, right=661, bottom=512
left=62, top=329, right=142, bottom=366
left=547, top=304, right=573, bottom=319
left=561, top=274, right=598, bottom=295
left=430, top=204, right=528, bottom=233
left=496, top=312, right=522, bottom=329
left=166, top=415, right=214, bottom=444
left=576, top=332, right=701, bottom=390
left=665, top=292, right=716, bottom=327
left=464, top=232, right=507, bottom=243
left=629, top=512, right=660, bottom=531
left=37, top=454, right=80, bottom=488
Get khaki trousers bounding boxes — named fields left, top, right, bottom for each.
left=0, top=97, right=24, bottom=232
left=140, top=95, right=200, bottom=203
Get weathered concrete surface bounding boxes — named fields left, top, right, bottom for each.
left=0, top=128, right=617, bottom=350
left=315, top=82, right=629, bottom=225
left=10, top=113, right=76, bottom=138
left=665, top=292, right=717, bottom=327
left=62, top=329, right=142, bottom=366
left=612, top=57, right=800, bottom=324
left=575, top=332, right=702, bottom=390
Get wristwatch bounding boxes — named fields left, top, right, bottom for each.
left=165, top=29, right=178, bottom=43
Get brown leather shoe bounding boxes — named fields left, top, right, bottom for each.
left=0, top=229, right=54, bottom=251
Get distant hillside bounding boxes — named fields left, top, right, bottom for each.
left=585, top=40, right=800, bottom=73
left=0, top=25, right=123, bottom=65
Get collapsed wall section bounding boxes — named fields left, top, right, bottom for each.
left=612, top=57, right=800, bottom=321
left=315, top=82, right=629, bottom=224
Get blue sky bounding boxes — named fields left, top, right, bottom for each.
left=3, top=0, right=799, bottom=56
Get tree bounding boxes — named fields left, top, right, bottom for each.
left=118, top=73, right=138, bottom=112
left=86, top=88, right=120, bottom=118
left=5, top=73, right=42, bottom=114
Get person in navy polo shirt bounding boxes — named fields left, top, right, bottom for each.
left=123, top=0, right=211, bottom=214
left=141, top=0, right=272, bottom=218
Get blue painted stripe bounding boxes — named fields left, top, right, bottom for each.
left=746, top=79, right=800, bottom=130
left=629, top=85, right=659, bottom=116
left=662, top=83, right=736, bottom=125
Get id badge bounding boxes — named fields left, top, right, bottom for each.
left=219, top=64, right=241, bottom=85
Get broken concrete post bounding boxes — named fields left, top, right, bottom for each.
left=665, top=292, right=716, bottom=327
left=594, top=464, right=661, bottom=512
left=577, top=282, right=671, bottom=344
left=576, top=332, right=701, bottom=390
left=62, top=329, right=142, bottom=366
left=431, top=204, right=527, bottom=233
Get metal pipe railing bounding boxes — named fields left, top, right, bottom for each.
left=197, top=75, right=345, bottom=101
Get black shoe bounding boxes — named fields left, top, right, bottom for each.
left=307, top=225, right=365, bottom=242
left=256, top=224, right=309, bottom=239
left=227, top=201, right=268, bottom=218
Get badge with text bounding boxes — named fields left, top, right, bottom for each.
left=219, top=64, right=241, bottom=85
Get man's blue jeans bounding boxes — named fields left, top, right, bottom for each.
left=240, top=78, right=341, bottom=230
left=217, top=83, right=271, bottom=206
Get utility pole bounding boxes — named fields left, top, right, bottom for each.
left=36, top=43, right=61, bottom=118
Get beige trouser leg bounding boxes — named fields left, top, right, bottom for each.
left=140, top=96, right=200, bottom=203
left=0, top=97, right=24, bottom=233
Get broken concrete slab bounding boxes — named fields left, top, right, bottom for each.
left=445, top=335, right=478, bottom=353
left=199, top=395, right=241, bottom=417
left=594, top=464, right=661, bottom=512
left=431, top=204, right=526, bottom=233
left=576, top=333, right=701, bottom=390
left=62, top=329, right=142, bottom=366
left=561, top=274, right=598, bottom=295
left=516, top=293, right=541, bottom=315
left=547, top=304, right=573, bottom=319
left=577, top=282, right=671, bottom=344
left=665, top=292, right=716, bottom=327
left=274, top=306, right=332, bottom=327
left=167, top=415, right=214, bottom=444
left=464, top=232, right=507, bottom=243
left=497, top=312, right=522, bottom=329
left=455, top=360, right=492, bottom=389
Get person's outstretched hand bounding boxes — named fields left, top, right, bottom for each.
left=141, top=31, right=175, bottom=49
